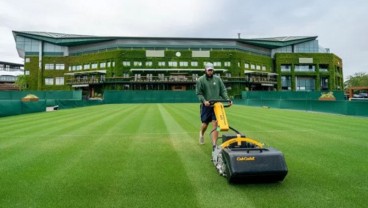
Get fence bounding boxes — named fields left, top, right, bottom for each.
left=1, top=90, right=367, bottom=117
left=241, top=91, right=368, bottom=117
left=103, top=90, right=198, bottom=104
left=0, top=90, right=198, bottom=117
left=0, top=91, right=82, bottom=117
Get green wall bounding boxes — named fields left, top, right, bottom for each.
left=23, top=49, right=343, bottom=96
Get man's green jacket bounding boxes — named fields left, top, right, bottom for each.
left=196, top=75, right=229, bottom=103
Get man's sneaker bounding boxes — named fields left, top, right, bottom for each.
left=199, top=131, right=204, bottom=144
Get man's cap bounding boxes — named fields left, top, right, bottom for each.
left=205, top=63, right=214, bottom=71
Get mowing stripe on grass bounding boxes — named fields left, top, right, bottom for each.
left=158, top=104, right=259, bottom=208
left=0, top=104, right=367, bottom=208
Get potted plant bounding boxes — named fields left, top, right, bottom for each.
left=319, top=91, right=336, bottom=101
left=21, top=94, right=39, bottom=102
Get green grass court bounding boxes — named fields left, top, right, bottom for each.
left=0, top=104, right=367, bottom=207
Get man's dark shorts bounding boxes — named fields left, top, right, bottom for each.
left=200, top=104, right=216, bottom=124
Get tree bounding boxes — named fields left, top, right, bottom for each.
left=15, top=75, right=28, bottom=91
left=344, top=72, right=368, bottom=89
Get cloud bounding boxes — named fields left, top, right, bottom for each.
left=1, top=0, right=367, bottom=79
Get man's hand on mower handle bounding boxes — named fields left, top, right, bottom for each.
left=204, top=100, right=232, bottom=107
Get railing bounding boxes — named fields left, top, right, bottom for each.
left=66, top=76, right=277, bottom=85
left=67, top=78, right=103, bottom=85
left=0, top=68, right=24, bottom=72
left=248, top=77, right=277, bottom=84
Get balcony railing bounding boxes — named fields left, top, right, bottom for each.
left=67, top=77, right=103, bottom=85
left=66, top=76, right=277, bottom=85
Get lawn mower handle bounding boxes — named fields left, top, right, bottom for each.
left=208, top=99, right=232, bottom=107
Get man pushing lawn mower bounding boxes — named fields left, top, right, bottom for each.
left=196, top=63, right=288, bottom=183
left=195, top=62, right=232, bottom=149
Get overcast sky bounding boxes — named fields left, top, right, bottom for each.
left=1, top=0, right=367, bottom=80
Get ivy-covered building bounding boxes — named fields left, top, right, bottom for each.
left=12, top=31, right=343, bottom=98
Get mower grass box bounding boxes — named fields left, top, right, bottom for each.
left=222, top=143, right=288, bottom=183
left=211, top=100, right=288, bottom=183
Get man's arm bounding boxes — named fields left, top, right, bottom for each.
left=196, top=79, right=206, bottom=103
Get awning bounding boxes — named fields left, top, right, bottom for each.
left=244, top=70, right=255, bottom=74
left=261, top=83, right=275, bottom=86
left=130, top=68, right=228, bottom=72
left=244, top=70, right=278, bottom=76
left=267, top=72, right=278, bottom=76
left=65, top=70, right=106, bottom=76
left=72, top=84, right=89, bottom=87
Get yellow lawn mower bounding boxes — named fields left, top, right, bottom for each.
left=210, top=100, right=288, bottom=183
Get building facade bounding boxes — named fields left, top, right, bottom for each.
left=0, top=61, right=24, bottom=90
left=12, top=31, right=343, bottom=98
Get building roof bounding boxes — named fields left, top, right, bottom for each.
left=12, top=31, right=114, bottom=46
left=0, top=61, right=24, bottom=67
left=12, top=31, right=318, bottom=49
left=239, top=36, right=318, bottom=49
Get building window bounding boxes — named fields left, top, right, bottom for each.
left=45, top=64, right=54, bottom=70
left=319, top=64, right=329, bottom=72
left=296, top=77, right=315, bottom=91
left=134, top=61, right=142, bottom=67
left=123, top=61, right=131, bottom=66
left=224, top=62, right=231, bottom=67
left=256, top=65, right=261, bottom=70
left=55, top=77, right=64, bottom=85
left=92, top=63, right=98, bottom=69
left=262, top=66, right=266, bottom=71
left=179, top=61, right=188, bottom=67
left=25, top=70, right=30, bottom=75
left=25, top=58, right=30, bottom=63
left=123, top=73, right=130, bottom=78
left=100, top=62, right=106, bottom=68
left=146, top=74, right=153, bottom=81
left=146, top=61, right=153, bottom=67
left=55, top=64, right=65, bottom=70
left=45, top=78, right=54, bottom=85
left=134, top=74, right=141, bottom=81
left=244, top=63, right=249, bottom=68
left=0, top=76, right=17, bottom=82
left=295, top=64, right=315, bottom=72
left=158, top=61, right=166, bottom=67
left=281, top=65, right=291, bottom=72
left=158, top=74, right=165, bottom=80
left=213, top=62, right=221, bottom=67
left=225, top=73, right=232, bottom=78
left=191, top=61, right=198, bottom=67
left=84, top=64, right=90, bottom=70
left=281, top=76, right=291, bottom=90
left=107, top=62, right=111, bottom=67
left=321, top=77, right=329, bottom=90
left=250, top=64, right=255, bottom=70
left=168, top=61, right=177, bottom=67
